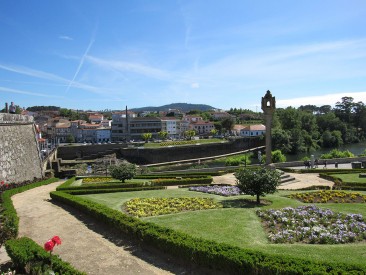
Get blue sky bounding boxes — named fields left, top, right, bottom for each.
left=1, top=1, right=366, bottom=111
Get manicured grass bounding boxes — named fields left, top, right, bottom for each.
left=333, top=173, right=366, bottom=184
left=143, top=138, right=227, bottom=148
left=79, top=189, right=366, bottom=268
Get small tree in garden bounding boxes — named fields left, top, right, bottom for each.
left=109, top=161, right=137, bottom=183
left=184, top=130, right=196, bottom=140
left=141, top=132, right=152, bottom=142
left=158, top=131, right=168, bottom=140
left=235, top=168, right=281, bottom=204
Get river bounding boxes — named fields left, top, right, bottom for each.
left=285, top=141, right=366, bottom=161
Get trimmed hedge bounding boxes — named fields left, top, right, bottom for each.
left=5, top=237, right=85, bottom=275
left=50, top=190, right=366, bottom=274
left=319, top=173, right=366, bottom=191
left=136, top=174, right=212, bottom=179
left=300, top=168, right=366, bottom=174
left=151, top=176, right=213, bottom=186
left=65, top=186, right=166, bottom=195
left=1, top=178, right=59, bottom=242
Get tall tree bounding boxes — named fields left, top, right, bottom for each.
left=334, top=96, right=355, bottom=123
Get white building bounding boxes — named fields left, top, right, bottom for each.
left=161, top=117, right=180, bottom=138
left=240, top=124, right=266, bottom=137
left=96, top=128, right=111, bottom=142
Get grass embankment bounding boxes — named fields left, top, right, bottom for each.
left=79, top=188, right=366, bottom=268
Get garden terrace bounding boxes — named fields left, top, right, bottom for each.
left=48, top=176, right=366, bottom=273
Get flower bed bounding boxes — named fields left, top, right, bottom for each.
left=81, top=177, right=114, bottom=183
left=257, top=205, right=366, bottom=244
left=189, top=185, right=242, bottom=196
left=289, top=190, right=366, bottom=203
left=124, top=197, right=222, bottom=217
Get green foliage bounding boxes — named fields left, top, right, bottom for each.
left=141, top=132, right=152, bottom=142
left=271, top=150, right=286, bottom=163
left=225, top=153, right=252, bottom=166
left=184, top=130, right=196, bottom=140
left=320, top=149, right=355, bottom=159
left=210, top=128, right=218, bottom=135
left=220, top=117, right=234, bottom=131
left=157, top=131, right=168, bottom=140
left=66, top=134, right=75, bottom=143
left=272, top=97, right=366, bottom=155
left=109, top=162, right=137, bottom=183
left=235, top=168, right=281, bottom=203
left=5, top=237, right=85, bottom=275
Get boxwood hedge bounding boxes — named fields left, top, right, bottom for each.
left=5, top=237, right=85, bottom=275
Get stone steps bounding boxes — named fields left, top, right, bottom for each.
left=279, top=173, right=299, bottom=185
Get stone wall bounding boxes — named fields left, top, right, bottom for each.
left=0, top=114, right=43, bottom=184
left=57, top=137, right=264, bottom=164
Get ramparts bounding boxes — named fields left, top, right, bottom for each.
left=57, top=137, right=264, bottom=164
left=0, top=114, right=43, bottom=184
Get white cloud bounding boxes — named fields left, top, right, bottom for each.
left=59, top=35, right=73, bottom=41
left=86, top=55, right=171, bottom=80
left=277, top=91, right=366, bottom=108
left=0, top=86, right=63, bottom=98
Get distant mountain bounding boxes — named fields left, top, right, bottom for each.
left=130, top=103, right=217, bottom=113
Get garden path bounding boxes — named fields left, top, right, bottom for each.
left=10, top=181, right=188, bottom=275
left=212, top=172, right=334, bottom=190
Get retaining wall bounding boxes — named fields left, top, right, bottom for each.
left=0, top=114, right=43, bottom=184
left=57, top=137, right=264, bottom=164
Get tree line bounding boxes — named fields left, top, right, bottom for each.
left=272, top=96, right=366, bottom=155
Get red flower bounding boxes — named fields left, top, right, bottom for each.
left=51, top=236, right=61, bottom=246
left=0, top=181, right=4, bottom=185
left=44, top=240, right=55, bottom=252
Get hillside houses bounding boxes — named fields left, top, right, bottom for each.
left=26, top=107, right=264, bottom=144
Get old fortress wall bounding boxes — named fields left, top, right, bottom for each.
left=0, top=113, right=44, bottom=184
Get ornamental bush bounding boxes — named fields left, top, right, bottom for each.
left=109, top=161, right=137, bottom=183
left=235, top=168, right=281, bottom=204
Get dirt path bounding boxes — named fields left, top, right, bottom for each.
left=11, top=181, right=183, bottom=275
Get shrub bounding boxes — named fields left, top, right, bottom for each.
left=109, top=161, right=137, bottom=183
left=5, top=237, right=85, bottom=275
left=320, top=149, right=355, bottom=159
left=225, top=153, right=252, bottom=166
left=271, top=150, right=286, bottom=163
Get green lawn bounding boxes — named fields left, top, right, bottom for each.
left=143, top=138, right=227, bottom=148
left=79, top=189, right=366, bottom=268
left=333, top=173, right=366, bottom=184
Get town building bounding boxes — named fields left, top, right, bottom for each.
left=239, top=124, right=266, bottom=137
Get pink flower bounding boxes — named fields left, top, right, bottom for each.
left=44, top=240, right=55, bottom=252
left=51, top=236, right=61, bottom=246
left=0, top=181, right=4, bottom=185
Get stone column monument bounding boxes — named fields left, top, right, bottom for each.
left=261, top=90, right=276, bottom=165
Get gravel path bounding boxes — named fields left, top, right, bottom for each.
left=11, top=181, right=181, bottom=275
